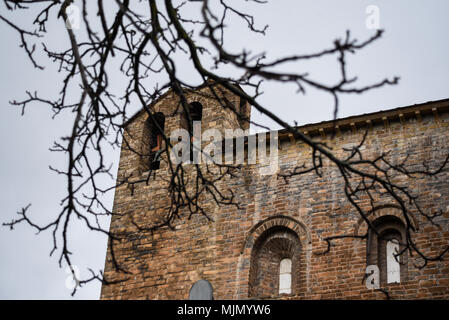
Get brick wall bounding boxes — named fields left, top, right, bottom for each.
left=101, top=92, right=449, bottom=300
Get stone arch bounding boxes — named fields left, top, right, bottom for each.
left=353, top=204, right=418, bottom=237
left=240, top=215, right=311, bottom=255
left=241, top=215, right=310, bottom=298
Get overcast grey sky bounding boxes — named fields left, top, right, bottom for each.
left=1, top=1, right=448, bottom=299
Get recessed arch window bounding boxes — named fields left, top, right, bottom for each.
left=249, top=226, right=301, bottom=298
left=367, top=215, right=407, bottom=285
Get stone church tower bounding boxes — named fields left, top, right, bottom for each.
left=101, top=83, right=449, bottom=299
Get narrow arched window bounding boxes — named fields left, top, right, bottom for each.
left=386, top=239, right=400, bottom=284
left=145, top=112, right=165, bottom=170
left=181, top=102, right=202, bottom=162
left=188, top=102, right=203, bottom=129
left=180, top=102, right=202, bottom=136
left=279, top=258, right=292, bottom=294
left=367, top=215, right=407, bottom=285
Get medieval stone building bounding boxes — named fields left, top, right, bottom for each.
left=101, top=83, right=449, bottom=299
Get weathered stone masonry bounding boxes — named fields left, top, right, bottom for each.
left=101, top=86, right=449, bottom=299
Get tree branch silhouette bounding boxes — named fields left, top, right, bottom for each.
left=2, top=0, right=447, bottom=297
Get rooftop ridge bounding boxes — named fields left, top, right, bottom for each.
left=277, top=98, right=449, bottom=139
